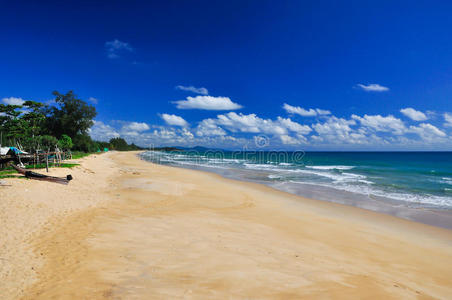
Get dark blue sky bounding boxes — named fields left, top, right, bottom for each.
left=1, top=1, right=452, bottom=149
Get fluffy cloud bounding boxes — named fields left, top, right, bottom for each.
left=312, top=117, right=362, bottom=144
left=175, top=85, right=208, bottom=95
left=352, top=114, right=406, bottom=135
left=160, top=113, right=189, bottom=127
left=105, top=39, right=133, bottom=59
left=283, top=103, right=331, bottom=117
left=400, top=108, right=427, bottom=121
left=444, top=113, right=452, bottom=127
left=121, top=122, right=150, bottom=132
left=195, top=119, right=227, bottom=137
left=409, top=123, right=446, bottom=140
left=356, top=83, right=389, bottom=92
left=88, top=121, right=120, bottom=141
left=279, top=134, right=305, bottom=145
left=180, top=128, right=194, bottom=139
left=88, top=97, right=98, bottom=104
left=276, top=117, right=312, bottom=135
left=216, top=112, right=286, bottom=135
left=138, top=127, right=242, bottom=149
left=2, top=97, right=25, bottom=106
left=173, top=95, right=242, bottom=110
left=88, top=119, right=247, bottom=149
left=88, top=105, right=452, bottom=150
left=194, top=113, right=312, bottom=147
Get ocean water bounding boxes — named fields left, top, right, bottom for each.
left=140, top=150, right=452, bottom=211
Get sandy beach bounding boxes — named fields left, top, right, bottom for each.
left=1, top=151, right=452, bottom=299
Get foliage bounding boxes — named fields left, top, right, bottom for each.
left=21, top=101, right=46, bottom=137
left=0, top=174, right=27, bottom=180
left=0, top=90, right=145, bottom=156
left=108, top=137, right=144, bottom=151
left=0, top=91, right=98, bottom=152
left=25, top=162, right=79, bottom=169
left=58, top=134, right=73, bottom=150
left=72, top=134, right=98, bottom=152
left=71, top=151, right=93, bottom=159
left=0, top=169, right=16, bottom=175
left=109, top=137, right=128, bottom=150
left=45, top=91, right=97, bottom=139
left=38, top=135, right=58, bottom=149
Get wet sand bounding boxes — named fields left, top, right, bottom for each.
left=1, top=151, right=452, bottom=299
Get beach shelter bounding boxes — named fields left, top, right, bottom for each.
left=8, top=147, right=28, bottom=155
left=0, top=147, right=10, bottom=155
left=0, top=147, right=28, bottom=156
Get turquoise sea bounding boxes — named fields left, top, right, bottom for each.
left=141, top=150, right=452, bottom=227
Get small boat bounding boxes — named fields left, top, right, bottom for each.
left=10, top=164, right=73, bottom=185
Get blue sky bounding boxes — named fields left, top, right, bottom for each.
left=1, top=1, right=452, bottom=150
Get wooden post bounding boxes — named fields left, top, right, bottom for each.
left=46, top=148, right=49, bottom=173
left=57, top=147, right=62, bottom=166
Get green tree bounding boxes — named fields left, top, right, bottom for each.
left=0, top=91, right=101, bottom=155
left=21, top=101, right=47, bottom=137
left=38, top=135, right=58, bottom=150
left=109, top=137, right=129, bottom=150
left=20, top=101, right=48, bottom=151
left=58, top=134, right=73, bottom=150
left=72, top=134, right=98, bottom=152
left=46, top=91, right=97, bottom=139
left=0, top=104, right=25, bottom=143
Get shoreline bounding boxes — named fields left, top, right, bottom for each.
left=2, top=151, right=452, bottom=299
left=139, top=152, right=452, bottom=230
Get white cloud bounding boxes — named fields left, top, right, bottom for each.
left=283, top=103, right=331, bottom=117
left=89, top=107, right=452, bottom=150
left=409, top=123, right=446, bottom=141
left=88, top=121, right=120, bottom=141
left=105, top=39, right=133, bottom=59
left=356, top=83, right=389, bottom=92
left=137, top=127, right=241, bottom=149
left=175, top=85, right=208, bottom=95
left=121, top=122, right=150, bottom=132
left=194, top=113, right=312, bottom=147
left=2, top=97, right=25, bottom=106
left=279, top=134, right=308, bottom=145
left=315, top=108, right=331, bottom=115
left=174, top=95, right=242, bottom=110
left=352, top=114, right=406, bottom=135
left=160, top=113, right=189, bottom=127
left=180, top=128, right=194, bottom=139
left=400, top=108, right=427, bottom=121
left=89, top=120, right=244, bottom=149
left=88, top=97, right=98, bottom=104
left=216, top=112, right=286, bottom=135
left=151, top=127, right=177, bottom=140
left=195, top=119, right=226, bottom=137
left=276, top=117, right=312, bottom=135
left=279, top=135, right=303, bottom=145
left=444, top=113, right=452, bottom=127
left=312, top=116, right=362, bottom=144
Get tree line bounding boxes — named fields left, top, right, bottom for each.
left=0, top=91, right=144, bottom=153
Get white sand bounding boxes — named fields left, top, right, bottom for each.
left=2, top=151, right=452, bottom=299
